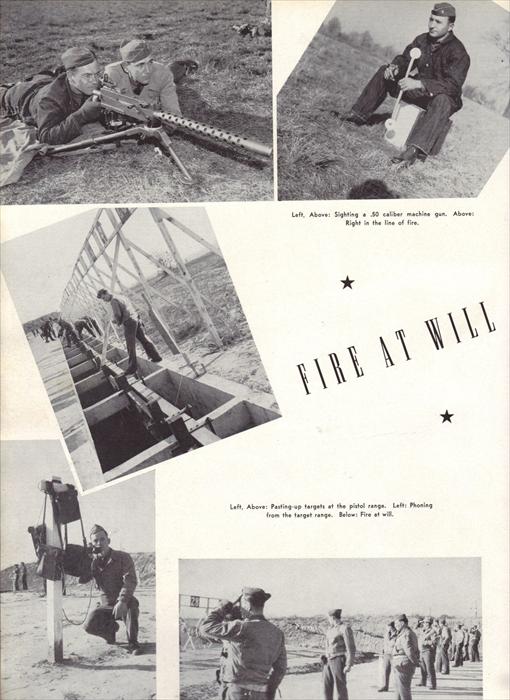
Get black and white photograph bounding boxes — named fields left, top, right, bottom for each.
left=277, top=0, right=509, bottom=200
left=179, top=558, right=482, bottom=700
left=0, top=440, right=156, bottom=700
left=1, top=206, right=280, bottom=491
left=0, top=0, right=273, bottom=204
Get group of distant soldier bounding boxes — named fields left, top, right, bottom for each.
left=189, top=590, right=482, bottom=700
left=34, top=315, right=99, bottom=347
left=379, top=615, right=481, bottom=696
left=10, top=562, right=28, bottom=592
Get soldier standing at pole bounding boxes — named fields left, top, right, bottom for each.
left=81, top=524, right=142, bottom=655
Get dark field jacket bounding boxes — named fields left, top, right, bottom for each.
left=29, top=73, right=89, bottom=144
left=393, top=32, right=470, bottom=111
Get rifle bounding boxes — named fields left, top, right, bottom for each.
left=33, top=86, right=272, bottom=184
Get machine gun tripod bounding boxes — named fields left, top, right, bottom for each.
left=31, top=86, right=272, bottom=184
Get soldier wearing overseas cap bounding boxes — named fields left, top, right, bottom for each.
left=416, top=617, right=438, bottom=689
left=199, top=587, right=287, bottom=700
left=391, top=614, right=420, bottom=700
left=321, top=608, right=356, bottom=700
left=80, top=524, right=142, bottom=655
left=336, top=2, right=470, bottom=166
left=0, top=46, right=103, bottom=144
left=104, top=39, right=181, bottom=115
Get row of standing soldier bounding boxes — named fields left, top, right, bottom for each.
left=380, top=615, right=481, bottom=694
left=193, top=592, right=481, bottom=700
left=10, top=563, right=28, bottom=592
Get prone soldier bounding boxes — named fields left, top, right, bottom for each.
left=1, top=47, right=103, bottom=144
left=104, top=39, right=182, bottom=115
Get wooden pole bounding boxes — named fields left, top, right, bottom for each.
left=150, top=209, right=224, bottom=349
left=44, top=477, right=64, bottom=663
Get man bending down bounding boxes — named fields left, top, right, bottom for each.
left=97, top=288, right=162, bottom=375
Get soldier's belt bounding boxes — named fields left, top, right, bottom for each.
left=226, top=682, right=268, bottom=692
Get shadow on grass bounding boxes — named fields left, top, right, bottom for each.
left=348, top=178, right=400, bottom=199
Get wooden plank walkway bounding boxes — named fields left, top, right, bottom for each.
left=29, top=335, right=104, bottom=490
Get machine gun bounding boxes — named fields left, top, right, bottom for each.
left=36, top=86, right=272, bottom=184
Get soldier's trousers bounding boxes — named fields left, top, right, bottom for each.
left=84, top=597, right=139, bottom=644
left=392, top=659, right=415, bottom=700
left=379, top=653, right=392, bottom=690
left=219, top=684, right=267, bottom=700
left=123, top=318, right=162, bottom=373
left=351, top=65, right=457, bottom=155
left=419, top=649, right=436, bottom=689
left=323, top=655, right=349, bottom=700
left=454, top=643, right=464, bottom=666
left=470, top=642, right=480, bottom=661
left=435, top=644, right=450, bottom=674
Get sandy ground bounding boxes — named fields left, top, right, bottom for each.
left=181, top=648, right=483, bottom=700
left=1, top=588, right=156, bottom=700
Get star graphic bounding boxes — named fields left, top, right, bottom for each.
left=341, top=276, right=354, bottom=289
left=440, top=410, right=454, bottom=423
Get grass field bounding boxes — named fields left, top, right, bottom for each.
left=277, top=33, right=509, bottom=201
left=0, top=0, right=273, bottom=204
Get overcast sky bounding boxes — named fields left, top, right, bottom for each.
left=328, top=0, right=509, bottom=86
left=1, top=441, right=155, bottom=569
left=180, top=558, right=481, bottom=619
left=1, top=207, right=218, bottom=323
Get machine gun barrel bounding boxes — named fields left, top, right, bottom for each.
left=94, top=87, right=272, bottom=158
left=153, top=111, right=272, bottom=158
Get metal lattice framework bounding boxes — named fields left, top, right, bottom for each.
left=60, top=207, right=226, bottom=377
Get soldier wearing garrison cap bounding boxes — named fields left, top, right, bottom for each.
left=336, top=2, right=470, bottom=167
left=322, top=608, right=356, bottom=700
left=0, top=46, right=103, bottom=144
left=104, top=39, right=181, bottom=115
left=391, top=614, right=420, bottom=700
left=199, top=587, right=287, bottom=700
left=80, top=524, right=142, bottom=655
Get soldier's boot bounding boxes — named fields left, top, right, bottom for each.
left=391, top=145, right=421, bottom=166
left=332, top=109, right=368, bottom=125
left=106, top=622, right=120, bottom=644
